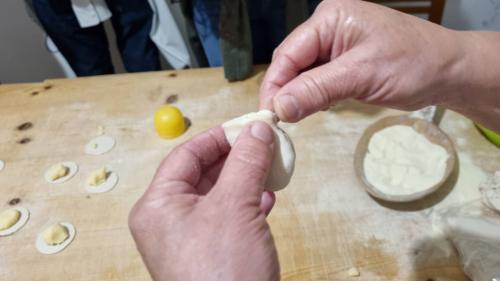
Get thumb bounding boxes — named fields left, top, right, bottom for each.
left=214, top=121, right=275, bottom=201
left=273, top=54, right=366, bottom=122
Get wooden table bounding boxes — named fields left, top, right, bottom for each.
left=1, top=67, right=499, bottom=281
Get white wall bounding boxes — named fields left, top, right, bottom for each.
left=2, top=0, right=500, bottom=84
left=0, top=0, right=63, bottom=84
left=442, top=0, right=500, bottom=31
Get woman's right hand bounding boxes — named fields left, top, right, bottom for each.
left=260, top=0, right=468, bottom=122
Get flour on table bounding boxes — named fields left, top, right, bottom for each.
left=364, top=125, right=449, bottom=196
left=222, top=110, right=295, bottom=191
left=480, top=171, right=500, bottom=213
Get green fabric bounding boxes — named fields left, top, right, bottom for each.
left=219, top=0, right=253, bottom=81
left=180, top=0, right=311, bottom=81
left=286, top=0, right=309, bottom=33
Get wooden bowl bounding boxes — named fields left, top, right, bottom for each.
left=353, top=115, right=457, bottom=202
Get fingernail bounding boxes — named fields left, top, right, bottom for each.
left=251, top=122, right=274, bottom=144
left=276, top=94, right=301, bottom=120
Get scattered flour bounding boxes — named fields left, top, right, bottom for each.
left=430, top=152, right=487, bottom=212
left=364, top=125, right=449, bottom=196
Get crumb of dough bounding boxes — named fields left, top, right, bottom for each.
left=92, top=143, right=98, bottom=149
left=97, top=126, right=104, bottom=136
left=48, top=164, right=69, bottom=181
left=87, top=168, right=108, bottom=186
left=0, top=209, right=21, bottom=231
left=348, top=267, right=360, bottom=277
left=43, top=223, right=69, bottom=245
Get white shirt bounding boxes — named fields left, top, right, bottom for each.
left=71, top=0, right=112, bottom=28
left=147, top=0, right=191, bottom=68
left=69, top=0, right=190, bottom=69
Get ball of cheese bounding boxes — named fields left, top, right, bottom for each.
left=43, top=223, right=69, bottom=245
left=48, top=164, right=69, bottom=181
left=0, top=209, right=21, bottom=231
left=87, top=168, right=108, bottom=186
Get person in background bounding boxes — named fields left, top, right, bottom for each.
left=29, top=0, right=160, bottom=76
left=184, top=0, right=321, bottom=81
left=129, top=0, right=500, bottom=280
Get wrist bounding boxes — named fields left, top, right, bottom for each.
left=429, top=29, right=470, bottom=108
left=439, top=31, right=500, bottom=132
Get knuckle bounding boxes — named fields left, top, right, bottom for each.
left=281, top=50, right=301, bottom=71
left=299, top=73, right=332, bottom=108
left=128, top=203, right=144, bottom=234
left=272, top=47, right=280, bottom=60
left=234, top=142, right=270, bottom=174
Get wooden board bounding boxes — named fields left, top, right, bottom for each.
left=1, top=66, right=499, bottom=280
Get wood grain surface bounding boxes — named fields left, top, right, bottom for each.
left=1, top=66, right=499, bottom=281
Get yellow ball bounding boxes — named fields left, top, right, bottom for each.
left=154, top=106, right=186, bottom=139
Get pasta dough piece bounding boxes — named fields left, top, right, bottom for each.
left=222, top=110, right=295, bottom=191
left=85, top=135, right=115, bottom=155
left=0, top=209, right=20, bottom=231
left=43, top=223, right=69, bottom=245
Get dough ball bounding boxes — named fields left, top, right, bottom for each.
left=43, top=223, right=69, bottom=245
left=222, top=110, right=295, bottom=191
left=0, top=209, right=21, bottom=231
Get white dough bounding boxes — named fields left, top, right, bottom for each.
left=85, top=171, right=119, bottom=193
left=36, top=222, right=76, bottom=254
left=0, top=207, right=30, bottom=237
left=0, top=160, right=4, bottom=171
left=364, top=125, right=449, bottom=196
left=85, top=135, right=115, bottom=155
left=222, top=110, right=295, bottom=191
left=44, top=162, right=78, bottom=184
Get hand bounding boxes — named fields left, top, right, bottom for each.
left=260, top=0, right=464, bottom=122
left=129, top=123, right=280, bottom=281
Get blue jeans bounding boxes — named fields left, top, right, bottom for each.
left=32, top=0, right=160, bottom=76
left=192, top=0, right=321, bottom=66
